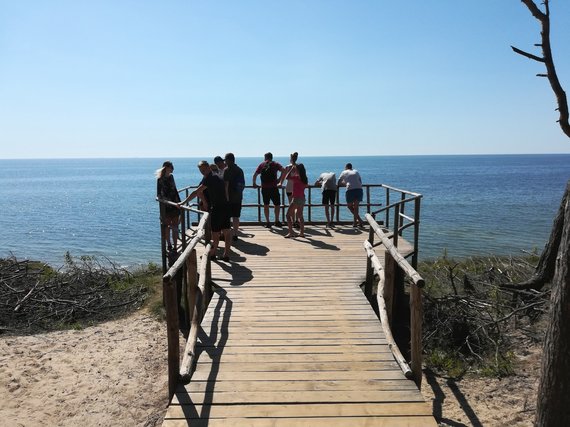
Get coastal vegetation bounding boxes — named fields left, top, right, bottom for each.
left=419, top=253, right=548, bottom=378
left=0, top=253, right=162, bottom=335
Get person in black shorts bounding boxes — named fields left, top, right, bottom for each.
left=252, top=152, right=285, bottom=227
left=314, top=172, right=337, bottom=227
left=223, top=153, right=245, bottom=241
left=179, top=161, right=232, bottom=261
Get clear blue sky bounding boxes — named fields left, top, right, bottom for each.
left=1, top=0, right=570, bottom=159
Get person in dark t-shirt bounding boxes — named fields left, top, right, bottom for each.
left=223, top=152, right=245, bottom=241
left=156, top=161, right=181, bottom=251
left=179, top=161, right=232, bottom=261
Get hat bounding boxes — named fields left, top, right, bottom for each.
left=214, top=156, right=224, bottom=164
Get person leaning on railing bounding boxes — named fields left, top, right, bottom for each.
left=178, top=160, right=232, bottom=262
left=156, top=160, right=181, bottom=252
left=314, top=171, right=337, bottom=228
left=337, top=162, right=365, bottom=228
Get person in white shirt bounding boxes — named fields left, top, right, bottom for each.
left=314, top=171, right=337, bottom=227
left=337, top=163, right=364, bottom=227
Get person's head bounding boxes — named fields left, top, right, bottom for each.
left=155, top=161, right=174, bottom=178
left=214, top=155, right=225, bottom=169
left=264, top=152, right=273, bottom=161
left=224, top=152, right=235, bottom=165
left=290, top=152, right=298, bottom=164
left=345, top=163, right=353, bottom=170
left=297, top=163, right=308, bottom=185
left=197, top=160, right=210, bottom=176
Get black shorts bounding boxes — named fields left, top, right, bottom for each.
left=322, top=190, right=336, bottom=205
left=261, top=187, right=281, bottom=206
left=229, top=201, right=242, bottom=218
left=210, top=204, right=230, bottom=232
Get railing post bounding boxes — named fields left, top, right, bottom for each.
left=366, top=185, right=371, bottom=214
left=180, top=211, right=187, bottom=251
left=163, top=277, right=180, bottom=401
left=185, top=250, right=198, bottom=332
left=410, top=280, right=424, bottom=389
left=393, top=204, right=400, bottom=248
left=336, top=189, right=340, bottom=223
left=257, top=188, right=262, bottom=223
left=383, top=251, right=396, bottom=325
left=412, top=196, right=421, bottom=270
left=365, top=226, right=375, bottom=298
left=307, top=187, right=312, bottom=222
left=385, top=187, right=390, bottom=229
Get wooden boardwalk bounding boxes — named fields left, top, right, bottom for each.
left=162, top=224, right=436, bottom=426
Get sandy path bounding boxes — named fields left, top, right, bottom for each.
left=0, top=312, right=168, bottom=427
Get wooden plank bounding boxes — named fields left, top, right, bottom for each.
left=190, top=370, right=409, bottom=381
left=164, top=402, right=434, bottom=418
left=163, top=416, right=437, bottom=426
left=182, top=379, right=418, bottom=392
left=170, top=389, right=426, bottom=405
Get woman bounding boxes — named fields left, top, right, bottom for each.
left=282, top=163, right=308, bottom=238
left=285, top=152, right=299, bottom=227
left=156, top=161, right=181, bottom=251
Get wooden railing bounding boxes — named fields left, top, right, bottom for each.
left=363, top=212, right=425, bottom=388
left=178, top=184, right=386, bottom=226
left=157, top=198, right=212, bottom=400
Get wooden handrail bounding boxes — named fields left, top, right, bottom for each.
left=180, top=243, right=211, bottom=381
left=364, top=241, right=413, bottom=379
left=364, top=213, right=424, bottom=388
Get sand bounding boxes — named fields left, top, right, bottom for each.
left=0, top=312, right=168, bottom=427
left=1, top=311, right=541, bottom=426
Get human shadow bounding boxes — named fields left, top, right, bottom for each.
left=294, top=236, right=340, bottom=251
left=334, top=227, right=366, bottom=235
left=231, top=237, right=270, bottom=256
left=425, top=369, right=483, bottom=427
left=214, top=258, right=253, bottom=287
left=178, top=284, right=232, bottom=424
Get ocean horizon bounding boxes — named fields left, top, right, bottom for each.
left=1, top=154, right=568, bottom=268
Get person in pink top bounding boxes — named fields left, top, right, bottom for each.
left=281, top=163, right=308, bottom=238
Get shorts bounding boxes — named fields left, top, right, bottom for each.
left=229, top=201, right=242, bottom=218
left=210, top=204, right=231, bottom=232
left=261, top=187, right=281, bottom=206
left=292, top=197, right=305, bottom=207
left=322, top=190, right=336, bottom=205
left=346, top=188, right=363, bottom=203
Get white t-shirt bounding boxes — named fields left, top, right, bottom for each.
left=318, top=172, right=337, bottom=192
left=338, top=169, right=362, bottom=190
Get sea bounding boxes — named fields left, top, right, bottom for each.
left=0, top=154, right=568, bottom=268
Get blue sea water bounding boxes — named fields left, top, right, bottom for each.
left=0, top=155, right=568, bottom=268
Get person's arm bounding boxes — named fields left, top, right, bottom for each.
left=280, top=165, right=294, bottom=186
left=314, top=175, right=323, bottom=187
left=252, top=170, right=259, bottom=188
left=179, top=184, right=206, bottom=206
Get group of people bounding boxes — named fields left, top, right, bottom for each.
left=156, top=152, right=365, bottom=260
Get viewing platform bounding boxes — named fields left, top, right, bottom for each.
left=158, top=184, right=436, bottom=426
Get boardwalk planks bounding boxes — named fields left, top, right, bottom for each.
left=162, top=225, right=436, bottom=426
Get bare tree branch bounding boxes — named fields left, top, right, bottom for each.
left=511, top=45, right=545, bottom=62
left=518, top=0, right=570, bottom=137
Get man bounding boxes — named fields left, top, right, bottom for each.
left=212, top=155, right=226, bottom=179
left=337, top=163, right=364, bottom=227
left=223, top=153, right=245, bottom=241
left=252, top=152, right=285, bottom=227
left=179, top=161, right=232, bottom=261
left=314, top=171, right=337, bottom=228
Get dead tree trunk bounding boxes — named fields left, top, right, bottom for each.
left=536, top=182, right=570, bottom=426
left=512, top=1, right=570, bottom=425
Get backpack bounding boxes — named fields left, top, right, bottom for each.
left=260, top=161, right=277, bottom=184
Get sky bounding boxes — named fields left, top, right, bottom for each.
left=1, top=0, right=570, bottom=159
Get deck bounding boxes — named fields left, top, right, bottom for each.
left=162, top=224, right=436, bottom=426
